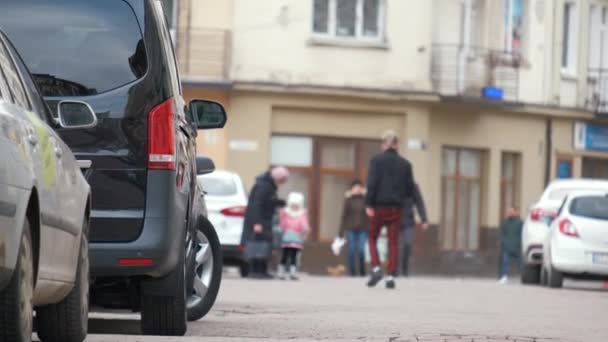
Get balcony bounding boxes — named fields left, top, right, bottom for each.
left=586, top=69, right=608, bottom=115
left=176, top=28, right=232, bottom=82
left=431, top=44, right=521, bottom=102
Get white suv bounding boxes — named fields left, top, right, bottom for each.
left=521, top=179, right=608, bottom=284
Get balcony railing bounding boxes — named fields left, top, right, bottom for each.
left=176, top=28, right=232, bottom=81
left=586, top=68, right=608, bottom=115
left=431, top=44, right=520, bottom=102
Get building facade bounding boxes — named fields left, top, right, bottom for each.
left=167, top=0, right=608, bottom=276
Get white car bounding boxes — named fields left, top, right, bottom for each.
left=197, top=171, right=249, bottom=276
left=521, top=179, right=608, bottom=284
left=541, top=190, right=608, bottom=288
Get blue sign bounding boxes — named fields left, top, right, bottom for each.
left=557, top=160, right=572, bottom=179
left=585, top=124, right=608, bottom=151
left=482, top=87, right=504, bottom=100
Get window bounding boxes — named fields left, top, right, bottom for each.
left=198, top=175, right=237, bottom=196
left=504, top=0, right=527, bottom=53
left=562, top=2, right=579, bottom=75
left=313, top=0, right=385, bottom=41
left=500, top=153, right=521, bottom=219
left=441, top=148, right=483, bottom=251
left=570, top=196, right=608, bottom=220
left=0, top=0, right=147, bottom=97
left=0, top=40, right=29, bottom=109
left=271, top=136, right=380, bottom=241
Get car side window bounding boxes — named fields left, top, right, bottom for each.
left=3, top=38, right=51, bottom=122
left=0, top=38, right=31, bottom=110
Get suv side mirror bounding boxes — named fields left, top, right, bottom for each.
left=57, top=100, right=98, bottom=129
left=190, top=99, right=227, bottom=130
left=196, top=156, right=215, bottom=175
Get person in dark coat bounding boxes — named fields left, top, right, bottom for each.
left=498, top=206, right=523, bottom=284
left=366, top=130, right=415, bottom=289
left=400, top=183, right=428, bottom=277
left=339, top=180, right=369, bottom=277
left=241, top=167, right=289, bottom=279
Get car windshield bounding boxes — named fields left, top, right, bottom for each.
left=548, top=187, right=600, bottom=201
left=570, top=196, right=608, bottom=220
left=0, top=0, right=147, bottom=97
left=199, top=176, right=238, bottom=196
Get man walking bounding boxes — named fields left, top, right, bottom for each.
left=366, top=131, right=415, bottom=289
left=498, top=206, right=523, bottom=284
left=400, top=183, right=428, bottom=277
left=242, top=167, right=289, bottom=279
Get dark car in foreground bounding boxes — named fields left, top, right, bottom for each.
left=0, top=31, right=95, bottom=342
left=0, top=0, right=227, bottom=336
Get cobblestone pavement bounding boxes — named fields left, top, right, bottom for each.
left=68, top=274, right=608, bottom=341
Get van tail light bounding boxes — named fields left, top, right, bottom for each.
left=148, top=98, right=176, bottom=170
left=558, top=218, right=579, bottom=238
left=530, top=208, right=556, bottom=222
left=221, top=206, right=247, bottom=217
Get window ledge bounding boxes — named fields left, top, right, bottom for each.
left=561, top=69, right=578, bottom=81
left=308, top=36, right=390, bottom=50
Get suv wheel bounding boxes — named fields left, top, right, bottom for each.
left=187, top=219, right=222, bottom=321
left=37, top=221, right=89, bottom=342
left=520, top=264, right=540, bottom=284
left=140, top=244, right=187, bottom=336
left=0, top=220, right=34, bottom=342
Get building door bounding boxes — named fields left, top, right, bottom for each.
left=500, top=152, right=521, bottom=220
left=441, top=147, right=483, bottom=250
left=582, top=157, right=608, bottom=179
left=272, top=135, right=380, bottom=241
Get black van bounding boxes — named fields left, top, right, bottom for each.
left=0, top=0, right=226, bottom=336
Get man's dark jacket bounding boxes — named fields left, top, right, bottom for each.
left=402, top=183, right=427, bottom=229
left=500, top=217, right=523, bottom=257
left=241, top=172, right=282, bottom=244
left=366, top=148, right=415, bottom=208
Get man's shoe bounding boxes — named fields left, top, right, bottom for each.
left=366, top=268, right=383, bottom=287
left=386, top=279, right=396, bottom=289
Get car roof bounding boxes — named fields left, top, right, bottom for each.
left=566, top=190, right=608, bottom=199
left=547, top=178, right=608, bottom=190
left=198, top=170, right=241, bottom=180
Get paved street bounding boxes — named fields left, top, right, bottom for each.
left=75, top=274, right=607, bottom=342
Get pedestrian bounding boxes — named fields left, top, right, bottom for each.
left=277, top=192, right=310, bottom=280
left=339, top=179, right=369, bottom=277
left=366, top=130, right=415, bottom=289
left=400, top=183, right=429, bottom=277
left=242, top=167, right=289, bottom=279
left=498, top=206, right=523, bottom=284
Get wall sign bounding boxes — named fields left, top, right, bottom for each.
left=574, top=122, right=608, bottom=152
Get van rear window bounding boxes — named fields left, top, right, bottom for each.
left=0, top=0, right=147, bottom=97
left=570, top=196, right=608, bottom=220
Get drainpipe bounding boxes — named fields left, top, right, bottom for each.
left=544, top=117, right=553, bottom=186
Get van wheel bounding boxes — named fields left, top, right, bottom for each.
left=548, top=264, right=564, bottom=289
left=187, top=219, right=222, bottom=321
left=140, top=244, right=187, bottom=336
left=0, top=220, right=34, bottom=342
left=540, top=266, right=548, bottom=286
left=520, top=264, right=540, bottom=284
left=240, top=262, right=250, bottom=278
left=37, top=223, right=89, bottom=342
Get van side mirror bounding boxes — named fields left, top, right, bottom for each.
left=189, top=99, right=227, bottom=130
left=196, top=156, right=215, bottom=175
left=57, top=100, right=98, bottom=129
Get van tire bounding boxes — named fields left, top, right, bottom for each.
left=37, top=223, right=89, bottom=342
left=140, top=245, right=187, bottom=336
left=520, top=264, right=540, bottom=284
left=187, top=219, right=222, bottom=321
left=0, top=220, right=34, bottom=342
